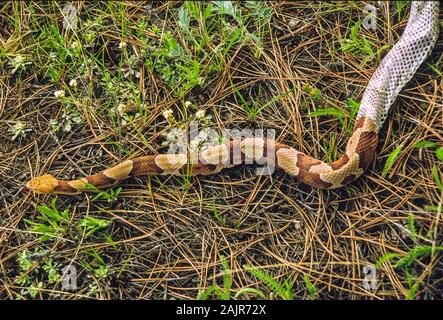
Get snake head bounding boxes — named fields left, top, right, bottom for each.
left=26, top=174, right=59, bottom=194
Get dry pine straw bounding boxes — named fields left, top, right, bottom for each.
left=0, top=1, right=442, bottom=299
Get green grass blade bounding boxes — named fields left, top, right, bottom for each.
left=382, top=146, right=403, bottom=178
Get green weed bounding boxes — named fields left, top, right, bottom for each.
left=303, top=274, right=318, bottom=300
left=376, top=215, right=443, bottom=299
left=25, top=198, right=70, bottom=242
left=197, top=255, right=232, bottom=300
left=340, top=20, right=389, bottom=65
left=84, top=182, right=122, bottom=204
left=244, top=265, right=293, bottom=300
left=381, top=146, right=403, bottom=178
left=78, top=216, right=113, bottom=238
left=15, top=249, right=62, bottom=299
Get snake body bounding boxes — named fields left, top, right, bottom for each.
left=26, top=2, right=439, bottom=195
left=27, top=117, right=378, bottom=194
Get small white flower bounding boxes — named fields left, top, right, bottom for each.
left=118, top=41, right=127, bottom=49
left=15, top=122, right=26, bottom=131
left=71, top=41, right=79, bottom=50
left=54, top=90, right=65, bottom=99
left=288, top=18, right=299, bottom=30
left=195, top=109, right=205, bottom=119
left=13, top=55, right=26, bottom=65
left=69, top=79, right=78, bottom=87
left=116, top=103, right=126, bottom=115
left=9, top=54, right=31, bottom=74
left=162, top=109, right=174, bottom=121
left=185, top=101, right=192, bottom=108
left=9, top=121, right=31, bottom=141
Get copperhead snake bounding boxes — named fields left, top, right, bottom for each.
left=25, top=1, right=439, bottom=195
